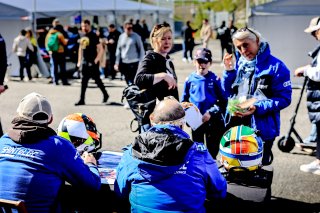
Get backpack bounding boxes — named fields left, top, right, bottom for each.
left=121, top=84, right=156, bottom=133
left=46, top=32, right=59, bottom=52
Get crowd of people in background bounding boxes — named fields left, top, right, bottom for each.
left=9, top=18, right=151, bottom=86
left=1, top=14, right=320, bottom=213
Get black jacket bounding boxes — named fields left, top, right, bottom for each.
left=306, top=45, right=320, bottom=123
left=135, top=50, right=179, bottom=101
left=0, top=34, right=7, bottom=85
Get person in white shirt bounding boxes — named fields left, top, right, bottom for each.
left=295, top=16, right=320, bottom=175
left=12, top=29, right=34, bottom=81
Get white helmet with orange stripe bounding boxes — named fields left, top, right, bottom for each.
left=57, top=113, right=101, bottom=154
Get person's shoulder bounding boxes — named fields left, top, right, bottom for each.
left=48, top=135, right=76, bottom=149
left=186, top=71, right=197, bottom=80
left=194, top=142, right=208, bottom=152
left=207, top=71, right=220, bottom=79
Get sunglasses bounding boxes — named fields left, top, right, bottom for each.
left=126, top=26, right=133, bottom=30
left=152, top=22, right=170, bottom=37
left=154, top=22, right=170, bottom=31
left=237, top=27, right=258, bottom=39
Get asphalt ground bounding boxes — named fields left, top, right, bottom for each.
left=0, top=39, right=319, bottom=212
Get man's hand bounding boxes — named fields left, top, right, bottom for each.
left=114, top=64, right=119, bottom=72
left=0, top=85, right=6, bottom=94
left=108, top=39, right=115, bottom=44
left=202, top=112, right=211, bottom=123
left=294, top=65, right=310, bottom=77
left=81, top=151, right=97, bottom=165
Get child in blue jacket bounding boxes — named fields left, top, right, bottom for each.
left=181, top=48, right=227, bottom=159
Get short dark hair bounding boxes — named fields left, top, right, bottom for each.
left=109, top=24, right=115, bottom=28
left=83, top=19, right=91, bottom=25
left=20, top=29, right=26, bottom=36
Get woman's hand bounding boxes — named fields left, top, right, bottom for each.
left=163, top=73, right=177, bottom=89
left=234, top=105, right=256, bottom=117
left=223, top=53, right=234, bottom=71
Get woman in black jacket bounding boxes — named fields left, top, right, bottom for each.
left=134, top=23, right=179, bottom=132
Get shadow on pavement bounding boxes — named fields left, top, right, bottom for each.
left=207, top=196, right=320, bottom=213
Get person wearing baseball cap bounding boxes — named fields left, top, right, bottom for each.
left=295, top=17, right=320, bottom=175
left=0, top=92, right=101, bottom=212
left=181, top=47, right=227, bottom=159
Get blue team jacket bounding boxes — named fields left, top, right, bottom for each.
left=115, top=125, right=227, bottom=213
left=221, top=44, right=292, bottom=141
left=0, top=134, right=101, bottom=213
left=181, top=71, right=227, bottom=115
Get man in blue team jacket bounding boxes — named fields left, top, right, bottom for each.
left=115, top=97, right=227, bottom=213
left=0, top=92, right=101, bottom=212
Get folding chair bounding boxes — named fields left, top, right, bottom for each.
left=0, top=199, right=28, bottom=213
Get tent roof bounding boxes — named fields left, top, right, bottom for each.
left=252, top=0, right=320, bottom=16
left=0, top=0, right=171, bottom=18
left=0, top=2, right=28, bottom=19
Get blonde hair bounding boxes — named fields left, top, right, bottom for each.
left=232, top=27, right=263, bottom=44
left=149, top=24, right=172, bottom=49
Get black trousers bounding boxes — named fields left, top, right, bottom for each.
left=183, top=41, right=194, bottom=59
left=18, top=56, right=32, bottom=80
left=119, top=62, right=139, bottom=86
left=79, top=63, right=108, bottom=102
left=191, top=114, right=225, bottom=159
left=0, top=118, right=3, bottom=137
left=316, top=122, right=320, bottom=160
left=108, top=53, right=116, bottom=80
left=51, top=52, right=68, bottom=85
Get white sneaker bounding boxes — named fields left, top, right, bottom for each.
left=182, top=58, right=187, bottom=63
left=123, top=103, right=130, bottom=110
left=188, top=57, right=193, bottom=63
left=300, top=160, right=320, bottom=175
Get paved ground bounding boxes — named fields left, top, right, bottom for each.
left=0, top=39, right=319, bottom=212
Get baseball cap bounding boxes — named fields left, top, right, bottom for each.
left=16, top=92, right=52, bottom=124
left=194, top=48, right=212, bottom=62
left=304, top=16, right=320, bottom=33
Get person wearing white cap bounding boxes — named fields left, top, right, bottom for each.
left=295, top=17, right=320, bottom=175
left=0, top=92, right=101, bottom=212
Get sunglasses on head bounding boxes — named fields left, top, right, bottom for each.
left=154, top=22, right=170, bottom=31
left=152, top=23, right=170, bottom=37
left=237, top=27, right=258, bottom=38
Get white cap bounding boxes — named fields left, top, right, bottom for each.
left=304, top=17, right=320, bottom=33
left=16, top=92, right=52, bottom=124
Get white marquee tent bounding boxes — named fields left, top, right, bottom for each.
left=249, top=0, right=320, bottom=84
left=0, top=0, right=172, bottom=77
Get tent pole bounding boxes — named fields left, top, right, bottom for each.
left=80, top=0, right=83, bottom=21
left=32, top=0, right=37, bottom=32
left=113, top=0, right=117, bottom=27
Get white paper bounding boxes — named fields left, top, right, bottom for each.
left=185, top=106, right=203, bottom=131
